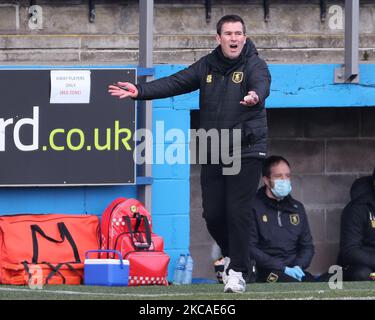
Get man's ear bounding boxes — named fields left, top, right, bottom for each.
left=216, top=34, right=221, bottom=45
left=263, top=176, right=270, bottom=188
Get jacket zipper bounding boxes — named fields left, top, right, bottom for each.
left=277, top=210, right=283, bottom=227
left=215, top=75, right=226, bottom=128
left=7, top=215, right=96, bottom=224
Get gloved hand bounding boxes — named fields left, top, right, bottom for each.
left=294, top=266, right=305, bottom=280
left=284, top=266, right=305, bottom=281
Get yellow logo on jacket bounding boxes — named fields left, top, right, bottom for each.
left=267, top=273, right=279, bottom=283
left=290, top=214, right=300, bottom=226
left=370, top=211, right=375, bottom=228
left=232, top=72, right=243, bottom=83
left=262, top=214, right=268, bottom=223
left=206, top=74, right=213, bottom=83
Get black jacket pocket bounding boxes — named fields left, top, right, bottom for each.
left=243, top=119, right=267, bottom=147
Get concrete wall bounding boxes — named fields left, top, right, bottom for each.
left=0, top=1, right=374, bottom=64
left=268, top=107, right=375, bottom=274
left=191, top=107, right=375, bottom=279
left=151, top=66, right=192, bottom=279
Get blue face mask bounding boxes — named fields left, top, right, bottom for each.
left=271, top=179, right=292, bottom=199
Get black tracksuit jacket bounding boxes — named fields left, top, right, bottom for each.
left=338, top=175, right=375, bottom=269
left=135, top=39, right=271, bottom=159
left=249, top=187, right=315, bottom=271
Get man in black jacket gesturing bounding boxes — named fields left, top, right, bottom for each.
left=249, top=156, right=316, bottom=283
left=338, top=168, right=375, bottom=281
left=108, top=15, right=271, bottom=293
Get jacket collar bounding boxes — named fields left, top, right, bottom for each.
left=206, top=38, right=258, bottom=75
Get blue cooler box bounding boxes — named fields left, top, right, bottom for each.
left=84, top=250, right=129, bottom=286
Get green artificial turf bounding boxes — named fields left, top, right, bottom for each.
left=0, top=282, right=374, bottom=300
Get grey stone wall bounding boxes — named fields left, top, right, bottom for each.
left=0, top=0, right=374, bottom=64
left=190, top=107, right=375, bottom=279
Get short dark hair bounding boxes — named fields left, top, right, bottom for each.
left=262, top=155, right=291, bottom=178
left=216, top=15, right=246, bottom=35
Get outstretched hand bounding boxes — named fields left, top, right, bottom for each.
left=240, top=91, right=259, bottom=106
left=108, top=82, right=138, bottom=99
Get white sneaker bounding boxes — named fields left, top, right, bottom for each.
left=214, top=257, right=231, bottom=284
left=221, top=257, right=231, bottom=284
left=224, top=269, right=246, bottom=293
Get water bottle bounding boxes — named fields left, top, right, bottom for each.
left=182, top=254, right=194, bottom=285
left=173, top=254, right=186, bottom=285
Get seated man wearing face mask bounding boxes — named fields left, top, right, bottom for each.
left=248, top=155, right=316, bottom=283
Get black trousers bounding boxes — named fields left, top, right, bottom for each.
left=200, top=158, right=263, bottom=274
left=343, top=265, right=374, bottom=281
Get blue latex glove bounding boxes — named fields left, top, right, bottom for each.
left=294, top=266, right=305, bottom=280
left=284, top=266, right=305, bottom=281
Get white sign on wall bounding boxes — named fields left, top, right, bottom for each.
left=50, top=70, right=91, bottom=104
